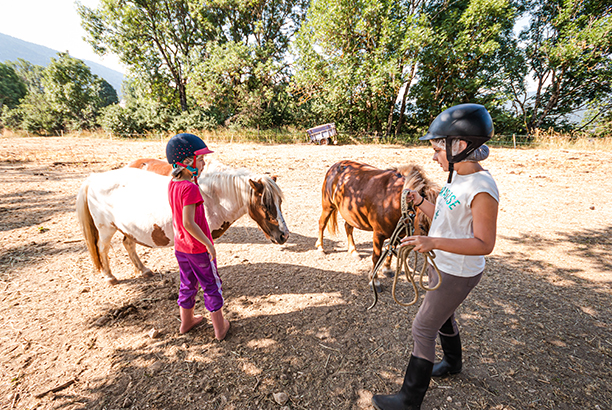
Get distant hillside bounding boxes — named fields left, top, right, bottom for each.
left=0, top=32, right=124, bottom=96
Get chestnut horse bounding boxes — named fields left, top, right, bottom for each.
left=127, top=158, right=172, bottom=175
left=316, top=160, right=439, bottom=276
left=77, top=160, right=289, bottom=284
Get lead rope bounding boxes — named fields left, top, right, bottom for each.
left=367, top=189, right=442, bottom=310
left=391, top=245, right=442, bottom=307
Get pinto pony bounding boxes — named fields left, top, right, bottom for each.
left=316, top=160, right=439, bottom=276
left=77, top=160, right=289, bottom=284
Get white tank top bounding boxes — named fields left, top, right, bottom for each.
left=428, top=170, right=499, bottom=277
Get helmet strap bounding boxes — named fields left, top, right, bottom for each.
left=445, top=137, right=482, bottom=183
left=176, top=160, right=199, bottom=178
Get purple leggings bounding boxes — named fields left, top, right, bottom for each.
left=175, top=250, right=224, bottom=312
left=412, top=265, right=482, bottom=362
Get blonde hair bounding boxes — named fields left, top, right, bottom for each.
left=171, top=156, right=193, bottom=178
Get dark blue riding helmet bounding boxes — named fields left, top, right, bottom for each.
left=421, top=104, right=493, bottom=182
left=165, top=133, right=214, bottom=178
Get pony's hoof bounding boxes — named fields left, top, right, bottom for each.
left=105, top=277, right=119, bottom=285
left=349, top=251, right=361, bottom=259
left=142, top=269, right=154, bottom=278
left=316, top=246, right=325, bottom=253
left=382, top=268, right=394, bottom=278
left=369, top=280, right=383, bottom=293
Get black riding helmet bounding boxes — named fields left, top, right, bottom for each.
left=420, top=103, right=493, bottom=183
left=166, top=133, right=214, bottom=177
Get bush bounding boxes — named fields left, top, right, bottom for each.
left=1, top=105, right=23, bottom=130
left=99, top=104, right=143, bottom=137
left=168, top=109, right=218, bottom=133
left=19, top=94, right=63, bottom=135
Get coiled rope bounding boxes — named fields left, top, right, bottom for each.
left=367, top=190, right=442, bottom=310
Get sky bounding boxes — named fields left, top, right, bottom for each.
left=0, top=0, right=125, bottom=73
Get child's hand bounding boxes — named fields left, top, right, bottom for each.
left=400, top=235, right=434, bottom=253
left=405, top=189, right=423, bottom=206
left=208, top=246, right=217, bottom=261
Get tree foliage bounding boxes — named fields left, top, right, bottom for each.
left=6, top=59, right=45, bottom=95
left=4, top=0, right=612, bottom=136
left=1, top=53, right=118, bottom=134
left=42, top=53, right=110, bottom=130
left=0, top=63, right=27, bottom=110
left=408, top=0, right=521, bottom=131
left=292, top=0, right=432, bottom=134
left=79, top=0, right=221, bottom=112
left=512, top=0, right=612, bottom=132
left=189, top=0, right=309, bottom=127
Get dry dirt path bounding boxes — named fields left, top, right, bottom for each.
left=0, top=136, right=610, bottom=410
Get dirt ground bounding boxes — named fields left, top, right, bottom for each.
left=0, top=135, right=610, bottom=410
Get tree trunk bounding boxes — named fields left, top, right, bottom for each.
left=395, top=63, right=417, bottom=136
left=178, top=81, right=188, bottom=112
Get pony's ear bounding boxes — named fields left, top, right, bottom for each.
left=249, top=179, right=264, bottom=193
left=270, top=175, right=278, bottom=182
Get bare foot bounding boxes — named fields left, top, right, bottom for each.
left=180, top=315, right=204, bottom=334
left=215, top=319, right=230, bottom=341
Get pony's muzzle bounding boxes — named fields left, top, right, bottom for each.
left=276, top=231, right=289, bottom=245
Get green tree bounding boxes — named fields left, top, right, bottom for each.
left=513, top=0, right=612, bottom=132
left=0, top=63, right=27, bottom=110
left=98, top=78, right=119, bottom=107
left=408, top=0, right=521, bottom=129
left=292, top=0, right=432, bottom=135
left=42, top=52, right=106, bottom=130
left=78, top=0, right=222, bottom=112
left=189, top=0, right=309, bottom=128
left=18, top=93, right=63, bottom=134
left=7, top=59, right=45, bottom=95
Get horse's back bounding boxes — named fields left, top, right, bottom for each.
left=85, top=168, right=174, bottom=247
left=127, top=158, right=173, bottom=176
left=324, top=160, right=403, bottom=200
left=323, top=160, right=404, bottom=232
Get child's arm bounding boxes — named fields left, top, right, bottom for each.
left=401, top=192, right=498, bottom=255
left=182, top=204, right=217, bottom=260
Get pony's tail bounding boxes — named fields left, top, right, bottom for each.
left=76, top=179, right=102, bottom=272
left=327, top=207, right=339, bottom=236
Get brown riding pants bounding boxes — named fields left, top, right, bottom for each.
left=412, top=265, right=482, bottom=362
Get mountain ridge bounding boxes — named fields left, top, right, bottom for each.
left=0, top=32, right=124, bottom=96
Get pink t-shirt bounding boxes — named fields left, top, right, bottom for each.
left=168, top=179, right=214, bottom=254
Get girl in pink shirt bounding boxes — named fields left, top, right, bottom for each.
left=166, top=133, right=230, bottom=340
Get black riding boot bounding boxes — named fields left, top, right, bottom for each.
left=432, top=333, right=462, bottom=377
left=371, top=354, right=433, bottom=410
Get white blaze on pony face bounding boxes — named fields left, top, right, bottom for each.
left=198, top=160, right=289, bottom=245
left=247, top=177, right=290, bottom=245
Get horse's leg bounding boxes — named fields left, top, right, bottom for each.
left=345, top=222, right=360, bottom=258
left=369, top=232, right=389, bottom=290
left=381, top=253, right=395, bottom=278
left=315, top=202, right=334, bottom=252
left=97, top=226, right=119, bottom=285
left=122, top=236, right=154, bottom=278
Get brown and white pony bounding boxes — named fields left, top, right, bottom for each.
left=76, top=159, right=289, bottom=284
left=316, top=160, right=438, bottom=276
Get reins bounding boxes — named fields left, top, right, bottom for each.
left=367, top=190, right=442, bottom=310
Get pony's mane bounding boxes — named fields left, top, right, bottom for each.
left=201, top=160, right=284, bottom=206
left=398, top=164, right=430, bottom=192
left=390, top=163, right=439, bottom=233
left=385, top=164, right=434, bottom=192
